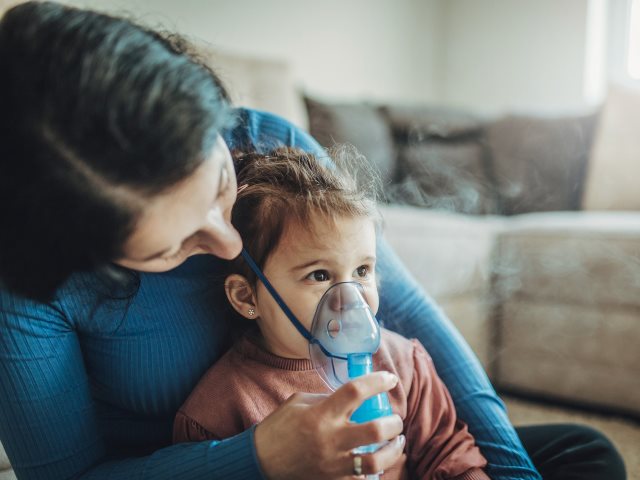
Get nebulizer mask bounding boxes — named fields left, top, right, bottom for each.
left=242, top=249, right=392, bottom=477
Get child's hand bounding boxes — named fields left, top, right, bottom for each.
left=254, top=371, right=405, bottom=479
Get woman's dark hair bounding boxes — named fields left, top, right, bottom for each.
left=0, top=2, right=234, bottom=301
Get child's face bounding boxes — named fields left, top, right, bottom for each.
left=255, top=214, right=379, bottom=359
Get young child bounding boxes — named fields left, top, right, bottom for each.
left=173, top=147, right=490, bottom=479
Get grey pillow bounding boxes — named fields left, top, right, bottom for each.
left=487, top=112, right=599, bottom=215
left=381, top=105, right=483, bottom=140
left=304, top=97, right=396, bottom=188
left=391, top=141, right=499, bottom=215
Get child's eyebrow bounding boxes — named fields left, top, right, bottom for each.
left=290, top=259, right=324, bottom=272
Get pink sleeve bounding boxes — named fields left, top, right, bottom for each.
left=173, top=410, right=221, bottom=443
left=404, top=340, right=490, bottom=480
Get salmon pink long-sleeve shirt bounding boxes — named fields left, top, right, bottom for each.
left=174, top=329, right=489, bottom=480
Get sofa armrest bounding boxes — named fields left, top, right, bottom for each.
left=493, top=211, right=640, bottom=416
left=0, top=440, right=14, bottom=480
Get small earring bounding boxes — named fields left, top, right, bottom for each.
left=248, top=308, right=255, bottom=317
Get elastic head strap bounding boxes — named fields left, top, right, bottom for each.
left=241, top=248, right=347, bottom=360
left=241, top=248, right=313, bottom=342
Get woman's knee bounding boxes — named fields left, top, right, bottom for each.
left=519, top=423, right=627, bottom=480
left=564, top=424, right=626, bottom=480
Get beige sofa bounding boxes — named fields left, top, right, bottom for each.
left=302, top=78, right=640, bottom=422
left=2, top=37, right=640, bottom=479
left=381, top=206, right=640, bottom=416
left=0, top=441, right=13, bottom=480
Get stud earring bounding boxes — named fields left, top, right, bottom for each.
left=248, top=308, right=255, bottom=317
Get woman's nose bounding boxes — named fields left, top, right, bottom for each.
left=201, top=205, right=243, bottom=260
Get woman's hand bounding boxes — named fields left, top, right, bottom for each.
left=254, top=371, right=405, bottom=479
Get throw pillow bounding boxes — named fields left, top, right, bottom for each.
left=487, top=113, right=597, bottom=215
left=583, top=84, right=640, bottom=210
left=392, top=141, right=498, bottom=215
left=304, top=97, right=396, bottom=190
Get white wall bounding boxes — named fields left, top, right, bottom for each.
left=66, top=0, right=442, bottom=104
left=49, top=0, right=603, bottom=112
left=439, top=0, right=594, bottom=114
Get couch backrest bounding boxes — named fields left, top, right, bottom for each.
left=198, top=47, right=308, bottom=131
left=306, top=95, right=601, bottom=216
left=486, top=112, right=598, bottom=215
left=0, top=440, right=12, bottom=476
left=583, top=84, right=640, bottom=211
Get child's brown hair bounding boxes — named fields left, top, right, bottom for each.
left=229, top=146, right=380, bottom=287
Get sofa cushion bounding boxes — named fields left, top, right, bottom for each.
left=200, top=48, right=309, bottom=131
left=583, top=84, right=640, bottom=210
left=0, top=440, right=9, bottom=472
left=487, top=113, right=598, bottom=215
left=379, top=205, right=504, bottom=299
left=493, top=211, right=640, bottom=306
left=497, top=301, right=640, bottom=416
left=380, top=205, right=504, bottom=371
left=392, top=140, right=499, bottom=214
left=436, top=295, right=494, bottom=371
left=380, top=105, right=483, bottom=140
left=492, top=211, right=640, bottom=415
left=378, top=105, right=497, bottom=215
left=304, top=97, right=396, bottom=188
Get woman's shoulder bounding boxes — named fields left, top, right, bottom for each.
left=225, top=107, right=324, bottom=157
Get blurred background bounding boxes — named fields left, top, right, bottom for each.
left=54, top=0, right=638, bottom=113
left=0, top=0, right=639, bottom=478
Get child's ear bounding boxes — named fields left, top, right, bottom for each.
left=225, top=274, right=259, bottom=320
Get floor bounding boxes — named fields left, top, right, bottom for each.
left=504, top=394, right=640, bottom=480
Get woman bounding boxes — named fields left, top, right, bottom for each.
left=0, top=2, right=625, bottom=480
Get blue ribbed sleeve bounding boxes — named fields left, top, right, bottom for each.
left=81, top=431, right=262, bottom=480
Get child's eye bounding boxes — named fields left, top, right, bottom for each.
left=355, top=265, right=369, bottom=278
left=306, top=270, right=330, bottom=282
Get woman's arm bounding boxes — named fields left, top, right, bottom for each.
left=376, top=239, right=541, bottom=479
left=0, top=292, right=263, bottom=480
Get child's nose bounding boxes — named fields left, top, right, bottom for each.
left=327, top=283, right=363, bottom=312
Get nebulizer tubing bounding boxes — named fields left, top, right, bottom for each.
left=242, top=249, right=392, bottom=479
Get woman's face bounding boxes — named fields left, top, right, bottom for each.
left=115, top=136, right=242, bottom=272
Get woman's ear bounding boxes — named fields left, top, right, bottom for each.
left=225, top=274, right=259, bottom=320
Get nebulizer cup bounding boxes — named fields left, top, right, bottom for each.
left=309, top=282, right=393, bottom=479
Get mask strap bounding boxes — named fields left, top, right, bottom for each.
left=241, top=248, right=313, bottom=342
